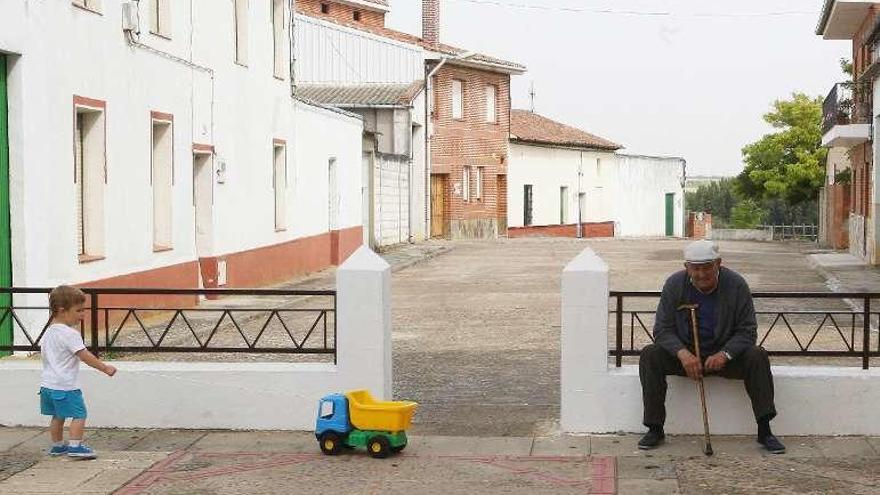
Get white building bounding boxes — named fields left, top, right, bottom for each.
left=507, top=110, right=685, bottom=238
left=294, top=9, right=427, bottom=248
left=0, top=0, right=364, bottom=297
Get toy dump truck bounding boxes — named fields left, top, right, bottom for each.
left=315, top=389, right=417, bottom=458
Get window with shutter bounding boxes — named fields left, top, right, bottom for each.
left=234, top=0, right=249, bottom=65
left=452, top=80, right=464, bottom=120
left=152, top=118, right=174, bottom=250
left=272, top=0, right=285, bottom=78
left=273, top=142, right=287, bottom=230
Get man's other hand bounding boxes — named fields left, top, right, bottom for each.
left=704, top=352, right=729, bottom=373
left=676, top=349, right=702, bottom=380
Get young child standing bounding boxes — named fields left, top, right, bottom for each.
left=40, top=285, right=116, bottom=459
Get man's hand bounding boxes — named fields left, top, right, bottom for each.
left=704, top=352, right=729, bottom=373
left=102, top=364, right=117, bottom=377
left=676, top=349, right=702, bottom=380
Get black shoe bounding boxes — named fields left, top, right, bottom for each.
left=638, top=429, right=665, bottom=450
left=758, top=434, right=786, bottom=454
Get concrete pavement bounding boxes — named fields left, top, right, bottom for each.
left=1, top=427, right=878, bottom=494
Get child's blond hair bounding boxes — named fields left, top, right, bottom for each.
left=49, top=285, right=86, bottom=315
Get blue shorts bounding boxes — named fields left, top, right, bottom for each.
left=39, top=388, right=88, bottom=419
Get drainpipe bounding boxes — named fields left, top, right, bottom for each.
left=423, top=52, right=476, bottom=238
left=290, top=0, right=297, bottom=96
left=680, top=158, right=687, bottom=238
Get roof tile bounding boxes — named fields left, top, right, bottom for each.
left=510, top=110, right=622, bottom=150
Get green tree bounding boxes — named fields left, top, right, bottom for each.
left=685, top=178, right=737, bottom=227
left=737, top=93, right=827, bottom=205
left=730, top=199, right=767, bottom=228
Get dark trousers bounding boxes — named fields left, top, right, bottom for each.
left=639, top=344, right=777, bottom=427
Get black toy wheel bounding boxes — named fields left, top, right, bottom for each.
left=319, top=432, right=343, bottom=455
left=367, top=435, right=391, bottom=458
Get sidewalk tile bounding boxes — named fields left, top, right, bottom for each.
left=0, top=429, right=42, bottom=452
left=190, top=431, right=316, bottom=452
left=530, top=436, right=590, bottom=456
left=125, top=430, right=207, bottom=452
left=813, top=437, right=877, bottom=458
left=404, top=436, right=533, bottom=456
left=617, top=478, right=681, bottom=494
left=617, top=456, right=678, bottom=480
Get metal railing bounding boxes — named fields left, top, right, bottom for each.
left=822, top=81, right=873, bottom=134
left=609, top=291, right=879, bottom=369
left=0, top=287, right=337, bottom=361
left=757, top=224, right=819, bottom=242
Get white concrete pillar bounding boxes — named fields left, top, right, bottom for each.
left=336, top=245, right=392, bottom=399
left=560, top=247, right=611, bottom=431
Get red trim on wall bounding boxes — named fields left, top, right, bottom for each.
left=192, top=143, right=214, bottom=154
left=150, top=111, right=174, bottom=123
left=507, top=222, right=614, bottom=239
left=73, top=95, right=106, bottom=109
left=222, top=226, right=362, bottom=288
left=76, top=228, right=364, bottom=309
left=77, top=260, right=201, bottom=310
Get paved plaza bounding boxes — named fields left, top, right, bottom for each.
left=3, top=237, right=880, bottom=493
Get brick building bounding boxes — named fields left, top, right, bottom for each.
left=817, top=1, right=879, bottom=263
left=294, top=0, right=525, bottom=240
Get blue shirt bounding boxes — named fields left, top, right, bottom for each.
left=686, top=283, right=718, bottom=357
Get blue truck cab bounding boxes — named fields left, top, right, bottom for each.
left=315, top=393, right=350, bottom=438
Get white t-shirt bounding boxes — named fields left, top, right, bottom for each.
left=40, top=323, right=87, bottom=391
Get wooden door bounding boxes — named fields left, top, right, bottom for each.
left=430, top=175, right=446, bottom=238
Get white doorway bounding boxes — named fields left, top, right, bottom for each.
left=193, top=152, right=214, bottom=287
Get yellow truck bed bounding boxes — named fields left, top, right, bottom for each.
left=345, top=390, right=417, bottom=432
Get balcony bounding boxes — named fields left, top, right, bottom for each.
left=817, top=1, right=878, bottom=40
left=822, top=81, right=873, bottom=148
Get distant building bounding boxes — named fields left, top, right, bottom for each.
left=684, top=175, right=729, bottom=194
left=507, top=110, right=686, bottom=238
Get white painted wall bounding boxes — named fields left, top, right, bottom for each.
left=0, top=0, right=363, bottom=292
left=0, top=247, right=391, bottom=430
left=294, top=15, right=424, bottom=84
left=561, top=247, right=880, bottom=435
left=374, top=154, right=410, bottom=246
left=612, top=154, right=685, bottom=237
left=507, top=143, right=685, bottom=236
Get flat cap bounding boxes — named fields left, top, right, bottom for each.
left=684, top=240, right=719, bottom=264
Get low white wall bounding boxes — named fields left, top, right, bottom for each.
left=0, top=246, right=391, bottom=430
left=561, top=247, right=880, bottom=435
left=710, top=229, right=772, bottom=241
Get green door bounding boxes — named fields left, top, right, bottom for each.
left=0, top=55, right=11, bottom=356
left=665, top=193, right=675, bottom=237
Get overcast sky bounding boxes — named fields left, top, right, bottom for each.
left=385, top=0, right=850, bottom=177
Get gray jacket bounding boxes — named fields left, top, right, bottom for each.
left=653, top=266, right=757, bottom=359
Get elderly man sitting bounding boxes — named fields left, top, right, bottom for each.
left=638, top=240, right=785, bottom=454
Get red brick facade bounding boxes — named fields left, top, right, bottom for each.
left=431, top=64, right=511, bottom=239
left=686, top=212, right=712, bottom=239
left=849, top=144, right=872, bottom=217
left=507, top=222, right=614, bottom=239
left=296, top=0, right=386, bottom=28
left=825, top=184, right=851, bottom=249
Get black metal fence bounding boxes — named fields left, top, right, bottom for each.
left=610, top=291, right=879, bottom=369
left=822, top=81, right=873, bottom=134
left=757, top=225, right=819, bottom=242
left=0, top=287, right=337, bottom=361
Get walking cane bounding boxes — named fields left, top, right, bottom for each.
left=678, top=303, right=713, bottom=456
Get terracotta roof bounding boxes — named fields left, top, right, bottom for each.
left=296, top=82, right=422, bottom=106
left=510, top=110, right=622, bottom=151
left=296, top=10, right=525, bottom=73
